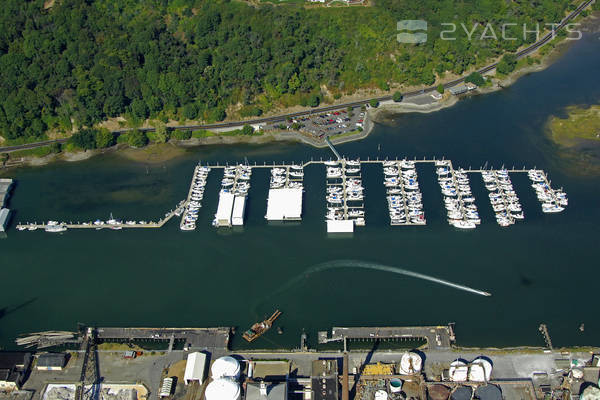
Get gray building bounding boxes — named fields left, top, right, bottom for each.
left=311, top=360, right=338, bottom=400
left=0, top=352, right=32, bottom=390
left=36, top=353, right=68, bottom=371
left=245, top=381, right=287, bottom=400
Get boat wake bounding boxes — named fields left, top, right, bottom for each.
left=259, top=260, right=491, bottom=308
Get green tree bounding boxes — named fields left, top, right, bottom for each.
left=49, top=142, right=62, bottom=153
left=465, top=72, right=485, bottom=86
left=95, top=128, right=115, bottom=148
left=437, top=84, right=445, bottom=94
left=69, top=129, right=97, bottom=150
left=242, top=125, right=254, bottom=135
left=182, top=103, right=198, bottom=120
left=154, top=122, right=170, bottom=143
left=131, top=99, right=149, bottom=120
left=288, top=73, right=301, bottom=94
left=392, top=91, right=403, bottom=102
left=128, top=129, right=148, bottom=148
left=369, top=99, right=379, bottom=108
left=172, top=130, right=192, bottom=140
left=0, top=153, right=8, bottom=165
left=308, top=94, right=321, bottom=107
left=496, top=53, right=517, bottom=75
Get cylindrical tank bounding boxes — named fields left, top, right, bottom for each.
left=389, top=378, right=403, bottom=393
left=468, top=363, right=486, bottom=382
left=450, top=385, right=472, bottom=400
left=428, top=384, right=450, bottom=400
left=205, top=378, right=241, bottom=400
left=471, top=358, right=493, bottom=381
left=375, top=390, right=388, bottom=400
left=474, top=384, right=502, bottom=400
left=449, top=360, right=468, bottom=382
left=211, top=356, right=241, bottom=379
left=399, top=352, right=423, bottom=375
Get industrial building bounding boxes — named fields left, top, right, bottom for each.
left=265, top=188, right=303, bottom=221
left=36, top=353, right=67, bottom=371
left=311, top=359, right=339, bottom=400
left=0, top=352, right=32, bottom=391
left=246, top=381, right=288, bottom=400
left=183, top=352, right=207, bottom=385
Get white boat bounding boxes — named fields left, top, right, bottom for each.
left=45, top=221, right=67, bottom=233
left=452, top=220, right=476, bottom=229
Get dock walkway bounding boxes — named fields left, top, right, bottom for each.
left=96, top=327, right=231, bottom=350
left=319, top=325, right=455, bottom=350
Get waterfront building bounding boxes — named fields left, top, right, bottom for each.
left=0, top=352, right=32, bottom=391
left=35, top=353, right=67, bottom=371
left=246, top=381, right=287, bottom=400
left=183, top=352, right=207, bottom=385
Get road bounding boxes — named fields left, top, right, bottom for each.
left=0, top=0, right=593, bottom=154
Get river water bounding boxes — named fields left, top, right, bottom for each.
left=1, top=33, right=599, bottom=350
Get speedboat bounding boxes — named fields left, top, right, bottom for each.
left=452, top=220, right=476, bottom=229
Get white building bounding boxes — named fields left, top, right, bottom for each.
left=184, top=352, right=207, bottom=385
left=214, top=191, right=235, bottom=227
left=265, top=188, right=303, bottom=221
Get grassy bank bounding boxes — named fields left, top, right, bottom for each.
left=547, top=105, right=600, bottom=147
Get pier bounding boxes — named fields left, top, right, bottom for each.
left=383, top=160, right=426, bottom=226
left=265, top=165, right=304, bottom=221
left=96, top=327, right=231, bottom=350
left=180, top=165, right=210, bottom=231
left=318, top=325, right=455, bottom=350
left=325, top=159, right=365, bottom=233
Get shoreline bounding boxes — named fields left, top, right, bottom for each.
left=0, top=27, right=590, bottom=171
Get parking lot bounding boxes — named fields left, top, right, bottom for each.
left=267, top=106, right=366, bottom=140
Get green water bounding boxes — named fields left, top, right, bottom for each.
left=1, top=34, right=600, bottom=350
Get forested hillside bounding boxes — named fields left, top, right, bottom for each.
left=0, top=0, right=576, bottom=142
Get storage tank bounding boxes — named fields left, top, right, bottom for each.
left=211, top=356, right=241, bottom=379
left=474, top=384, right=502, bottom=400
left=399, top=352, right=423, bottom=375
left=471, top=358, right=493, bottom=381
left=450, top=386, right=472, bottom=400
left=375, top=390, right=388, bottom=400
left=468, top=363, right=486, bottom=382
left=449, top=360, right=468, bottom=382
left=205, top=378, right=241, bottom=400
left=428, top=384, right=450, bottom=400
left=389, top=378, right=403, bottom=393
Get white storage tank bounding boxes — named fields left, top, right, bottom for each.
left=449, top=360, right=468, bottom=382
left=399, top=352, right=422, bottom=375
left=205, top=378, right=240, bottom=400
left=211, top=356, right=241, bottom=379
left=471, top=357, right=493, bottom=381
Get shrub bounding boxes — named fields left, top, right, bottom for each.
left=127, top=130, right=148, bottom=148
left=392, top=91, right=403, bottom=102
left=172, top=130, right=192, bottom=140
left=369, top=99, right=379, bottom=108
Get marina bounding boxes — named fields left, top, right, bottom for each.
left=13, top=159, right=568, bottom=234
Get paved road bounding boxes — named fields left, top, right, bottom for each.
left=0, top=0, right=593, bottom=154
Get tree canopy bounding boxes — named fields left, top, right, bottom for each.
left=0, top=0, right=572, bottom=141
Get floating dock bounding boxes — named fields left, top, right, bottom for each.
left=325, top=159, right=365, bottom=233
left=180, top=165, right=210, bottom=231
left=0, top=178, right=14, bottom=234
left=383, top=160, right=426, bottom=226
